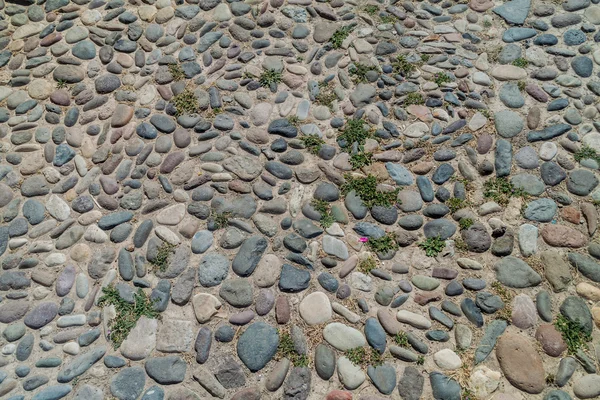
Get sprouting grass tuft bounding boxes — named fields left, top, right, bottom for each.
left=404, top=92, right=424, bottom=106
left=340, top=174, right=400, bottom=208
left=213, top=211, right=231, bottom=230
left=172, top=89, right=198, bottom=116
left=416, top=355, right=425, bottom=365
left=337, top=119, right=373, bottom=149
left=56, top=79, right=68, bottom=89
left=349, top=63, right=378, bottom=83
left=150, top=242, right=176, bottom=272
left=311, top=198, right=335, bottom=229
left=418, top=236, right=446, bottom=257
left=98, top=285, right=160, bottom=349
left=483, top=177, right=528, bottom=206
left=574, top=145, right=600, bottom=165
left=277, top=331, right=309, bottom=367
left=367, top=233, right=399, bottom=254
left=447, top=197, right=468, bottom=213
left=349, top=151, right=373, bottom=170
left=168, top=63, right=185, bottom=81
left=459, top=218, right=474, bottom=231
left=392, top=55, right=416, bottom=76
left=512, top=58, right=529, bottom=68
left=394, top=331, right=409, bottom=347
left=358, top=256, right=377, bottom=274
left=315, top=81, right=337, bottom=109
left=330, top=26, right=354, bottom=49
left=554, top=314, right=592, bottom=354
left=434, top=72, right=452, bottom=86
left=259, top=69, right=282, bottom=87
left=363, top=4, right=379, bottom=14
left=345, top=346, right=383, bottom=367
left=300, top=135, right=325, bottom=155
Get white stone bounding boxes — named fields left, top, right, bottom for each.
left=470, top=366, right=501, bottom=398
left=323, top=322, right=366, bottom=350
left=518, top=224, right=538, bottom=257
left=403, top=122, right=429, bottom=138
left=84, top=225, right=108, bottom=243
left=433, top=349, right=462, bottom=370
left=396, top=310, right=432, bottom=329
left=322, top=235, right=349, bottom=260
left=299, top=292, right=332, bottom=325
left=254, top=254, right=282, bottom=288
left=154, top=226, right=181, bottom=245
left=45, top=253, right=66, bottom=267
left=120, top=316, right=158, bottom=361
left=46, top=194, right=70, bottom=221
left=192, top=293, right=221, bottom=323
left=583, top=132, right=600, bottom=152
left=156, top=320, right=194, bottom=352
left=156, top=204, right=186, bottom=225
left=539, top=142, right=557, bottom=160
left=63, top=342, right=80, bottom=355
left=337, top=357, right=366, bottom=390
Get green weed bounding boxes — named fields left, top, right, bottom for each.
left=418, top=236, right=446, bottom=257
left=150, top=242, right=176, bottom=272
left=349, top=63, right=378, bottom=83
left=404, top=92, right=424, bottom=106
left=554, top=314, right=592, bottom=354
left=392, top=55, right=416, bottom=77
left=447, top=197, right=467, bottom=213
left=300, top=135, right=325, bottom=155
left=367, top=233, right=399, bottom=253
left=379, top=14, right=397, bottom=24
left=315, top=81, right=337, bottom=109
left=213, top=212, right=231, bottom=229
left=168, top=63, right=185, bottom=81
left=56, top=79, right=68, bottom=89
left=172, top=89, right=198, bottom=116
left=277, top=331, right=309, bottom=367
left=349, top=151, right=373, bottom=170
left=331, top=26, right=354, bottom=49
left=517, top=80, right=527, bottom=91
left=512, top=58, right=528, bottom=68
left=98, top=285, right=160, bottom=349
left=340, top=174, right=400, bottom=208
left=574, top=145, right=600, bottom=165
left=483, top=177, right=528, bottom=206
left=434, top=72, right=452, bottom=86
left=358, top=256, right=377, bottom=274
left=259, top=69, right=282, bottom=87
left=345, top=347, right=383, bottom=367
left=416, top=355, right=425, bottom=365
left=459, top=218, right=474, bottom=230
left=394, top=331, right=409, bottom=347
left=363, top=4, right=379, bottom=14
left=337, top=119, right=373, bottom=149
left=287, top=115, right=300, bottom=127
left=311, top=198, right=335, bottom=229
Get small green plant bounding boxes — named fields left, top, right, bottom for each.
left=172, top=89, right=198, bottom=116
left=434, top=72, right=452, bottom=86
left=483, top=177, right=528, bottom=206
left=340, top=174, right=400, bottom=208
left=512, top=58, right=528, bottom=68
left=420, top=54, right=431, bottom=63
left=315, top=81, right=337, bottom=109
left=337, top=119, right=373, bottom=149
left=287, top=115, right=300, bottom=127
left=447, top=197, right=467, bottom=213
left=56, top=79, right=68, bottom=89
left=277, top=331, right=309, bottom=367
left=392, top=55, right=416, bottom=76
left=367, top=233, right=399, bottom=253
left=394, top=332, right=409, bottom=347
left=349, top=151, right=373, bottom=170
left=480, top=109, right=492, bottom=119
left=546, top=374, right=556, bottom=385
left=418, top=236, right=446, bottom=257
left=345, top=347, right=383, bottom=367
left=150, top=242, right=176, bottom=271
left=483, top=19, right=492, bottom=28
left=331, top=26, right=354, bottom=49
left=311, top=198, right=335, bottom=229
left=574, top=145, right=600, bottom=165
left=168, top=63, right=185, bottom=81
left=211, top=107, right=223, bottom=115
left=300, top=135, right=325, bottom=155
left=259, top=69, right=282, bottom=87
left=454, top=237, right=468, bottom=252
left=379, top=14, right=397, bottom=24
left=358, top=256, right=377, bottom=274
left=98, top=285, right=160, bottom=349
left=517, top=80, right=527, bottom=91
left=349, top=62, right=378, bottom=83
left=462, top=387, right=476, bottom=400
left=554, top=314, right=592, bottom=354
left=214, top=212, right=231, bottom=229
left=363, top=4, right=379, bottom=14
left=404, top=92, right=424, bottom=106
left=416, top=355, right=425, bottom=365
left=491, top=281, right=513, bottom=321
left=459, top=218, right=474, bottom=231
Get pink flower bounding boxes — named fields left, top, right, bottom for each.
left=359, top=237, right=369, bottom=243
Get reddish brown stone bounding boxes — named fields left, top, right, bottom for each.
left=414, top=292, right=442, bottom=306
left=326, top=390, right=352, bottom=400
left=561, top=206, right=581, bottom=224
left=541, top=224, right=587, bottom=248
left=535, top=324, right=567, bottom=357
left=276, top=295, right=290, bottom=324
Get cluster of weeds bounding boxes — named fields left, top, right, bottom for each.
left=331, top=25, right=354, bottom=49
left=512, top=58, right=529, bottom=68
left=349, top=151, right=373, bottom=170
left=394, top=332, right=409, bottom=347
left=277, top=331, right=310, bottom=367
left=459, top=218, right=474, bottom=231
left=418, top=236, right=446, bottom=257
left=517, top=80, right=527, bottom=91
left=150, top=242, right=176, bottom=272
left=479, top=109, right=493, bottom=119
left=462, top=387, right=476, bottom=400
left=483, top=19, right=492, bottom=28
left=363, top=4, right=379, bottom=14
left=345, top=347, right=383, bottom=367
left=337, top=119, right=373, bottom=149
left=56, top=79, right=68, bottom=89
left=554, top=314, right=592, bottom=354
left=454, top=237, right=468, bottom=252
left=287, top=115, right=300, bottom=127
left=404, top=92, right=424, bottom=106
left=420, top=54, right=431, bottom=63
left=311, top=198, right=335, bottom=229
left=213, top=211, right=231, bottom=229
left=349, top=63, right=378, bottom=83
left=259, top=69, right=282, bottom=87
left=392, top=54, right=416, bottom=76
left=574, top=145, right=600, bottom=165
left=358, top=256, right=377, bottom=274
left=98, top=285, right=160, bottom=349
left=315, top=81, right=337, bottom=109
left=434, top=72, right=452, bottom=86
left=300, top=134, right=325, bottom=155
left=168, top=63, right=185, bottom=81
left=483, top=177, right=528, bottom=206
left=447, top=197, right=468, bottom=213
left=416, top=355, right=425, bottom=365
left=546, top=374, right=556, bottom=385
left=172, top=89, right=198, bottom=116
left=340, top=174, right=400, bottom=208
left=379, top=14, right=397, bottom=24
left=367, top=233, right=399, bottom=253
left=491, top=281, right=513, bottom=321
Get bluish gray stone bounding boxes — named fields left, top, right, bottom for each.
left=474, top=319, right=507, bottom=364
left=524, top=198, right=557, bottom=222
left=145, top=356, right=187, bottom=384
left=110, top=367, right=145, bottom=400
left=236, top=322, right=279, bottom=372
